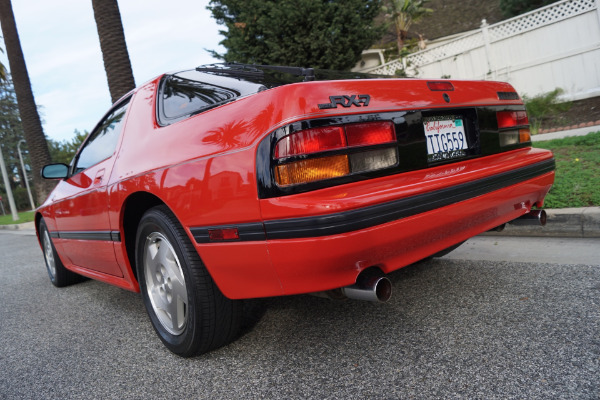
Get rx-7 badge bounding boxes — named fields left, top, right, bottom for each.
left=318, top=94, right=371, bottom=109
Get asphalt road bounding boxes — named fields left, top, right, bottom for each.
left=0, top=231, right=598, bottom=399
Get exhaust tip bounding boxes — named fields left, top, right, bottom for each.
left=374, top=277, right=392, bottom=302
left=509, top=209, right=547, bottom=226
left=539, top=210, right=547, bottom=226
left=340, top=270, right=393, bottom=303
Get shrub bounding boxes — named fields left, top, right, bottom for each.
left=523, top=88, right=571, bottom=134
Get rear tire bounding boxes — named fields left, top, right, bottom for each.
left=136, top=205, right=242, bottom=357
left=39, top=218, right=83, bottom=287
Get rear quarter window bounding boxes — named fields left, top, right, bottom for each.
left=161, top=76, right=241, bottom=120
left=157, top=70, right=268, bottom=125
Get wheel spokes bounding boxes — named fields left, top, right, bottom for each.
left=43, top=231, right=56, bottom=278
left=143, top=232, right=188, bottom=335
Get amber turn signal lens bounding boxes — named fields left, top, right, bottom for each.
left=275, top=155, right=350, bottom=186
left=519, top=128, right=531, bottom=143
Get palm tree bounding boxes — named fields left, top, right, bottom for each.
left=386, top=0, right=433, bottom=54
left=0, top=0, right=54, bottom=204
left=91, top=0, right=135, bottom=104
left=0, top=48, right=6, bottom=81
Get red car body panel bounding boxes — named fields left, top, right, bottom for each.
left=37, top=70, right=554, bottom=299
left=199, top=148, right=553, bottom=298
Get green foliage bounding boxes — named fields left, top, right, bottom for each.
left=47, top=130, right=87, bottom=165
left=0, top=76, right=31, bottom=200
left=0, top=47, right=6, bottom=82
left=379, top=36, right=420, bottom=63
left=207, top=0, right=385, bottom=70
left=500, top=0, right=554, bottom=18
left=383, top=0, right=433, bottom=53
left=534, top=132, right=600, bottom=208
left=523, top=89, right=571, bottom=134
left=10, top=187, right=33, bottom=211
left=0, top=210, right=34, bottom=225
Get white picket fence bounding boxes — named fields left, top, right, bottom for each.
left=365, top=0, right=600, bottom=101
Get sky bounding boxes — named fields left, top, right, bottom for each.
left=0, top=0, right=224, bottom=142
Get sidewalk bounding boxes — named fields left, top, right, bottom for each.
left=532, top=123, right=600, bottom=142
left=0, top=221, right=36, bottom=235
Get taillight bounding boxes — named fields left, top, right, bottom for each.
left=346, top=121, right=396, bottom=146
left=497, top=110, right=531, bottom=146
left=276, top=155, right=350, bottom=186
left=274, top=121, right=397, bottom=186
left=275, top=126, right=346, bottom=158
left=497, top=111, right=528, bottom=128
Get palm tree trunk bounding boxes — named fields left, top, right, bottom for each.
left=92, top=0, right=136, bottom=104
left=0, top=0, right=54, bottom=205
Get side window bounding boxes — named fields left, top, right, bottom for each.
left=159, top=75, right=240, bottom=124
left=74, top=98, right=130, bottom=173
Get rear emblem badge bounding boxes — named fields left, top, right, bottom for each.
left=319, top=94, right=371, bottom=109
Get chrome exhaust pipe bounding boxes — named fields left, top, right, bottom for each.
left=341, top=269, right=392, bottom=303
left=509, top=210, right=547, bottom=226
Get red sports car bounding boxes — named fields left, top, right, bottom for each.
left=37, top=64, right=554, bottom=356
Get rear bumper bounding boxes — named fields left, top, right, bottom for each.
left=266, top=170, right=553, bottom=296
left=193, top=150, right=554, bottom=299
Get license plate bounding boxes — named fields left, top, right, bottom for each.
left=423, top=116, right=468, bottom=162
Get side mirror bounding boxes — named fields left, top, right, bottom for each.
left=41, top=163, right=69, bottom=179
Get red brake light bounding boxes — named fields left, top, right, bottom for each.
left=497, top=111, right=529, bottom=128
left=427, top=81, right=454, bottom=91
left=346, top=121, right=396, bottom=146
left=275, top=126, right=346, bottom=159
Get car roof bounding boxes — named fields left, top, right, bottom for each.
left=191, top=62, right=386, bottom=88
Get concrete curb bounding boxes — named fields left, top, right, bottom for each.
left=0, top=221, right=35, bottom=231
left=482, top=207, right=600, bottom=238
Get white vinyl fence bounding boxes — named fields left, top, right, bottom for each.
left=366, top=0, right=600, bottom=101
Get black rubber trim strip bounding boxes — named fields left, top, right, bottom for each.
left=191, top=158, right=554, bottom=243
left=50, top=231, right=121, bottom=242
left=265, top=158, right=554, bottom=239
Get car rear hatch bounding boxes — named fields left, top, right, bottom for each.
left=255, top=78, right=541, bottom=199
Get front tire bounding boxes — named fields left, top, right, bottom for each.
left=136, top=206, right=242, bottom=357
left=39, top=218, right=83, bottom=287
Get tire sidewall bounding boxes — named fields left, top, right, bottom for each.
left=39, top=219, right=58, bottom=285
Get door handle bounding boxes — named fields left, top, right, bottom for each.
left=94, top=169, right=105, bottom=185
